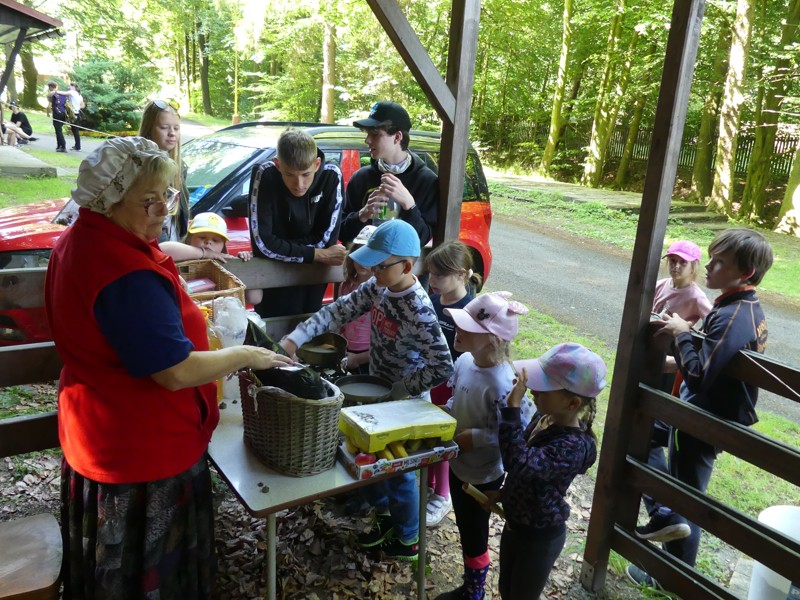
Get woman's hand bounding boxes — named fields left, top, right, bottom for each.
left=507, top=368, right=528, bottom=408
left=247, top=346, right=294, bottom=370
left=238, top=250, right=253, bottom=261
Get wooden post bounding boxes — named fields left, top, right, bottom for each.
left=435, top=0, right=481, bottom=245
left=580, top=0, right=706, bottom=591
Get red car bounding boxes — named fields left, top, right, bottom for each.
left=0, top=122, right=493, bottom=346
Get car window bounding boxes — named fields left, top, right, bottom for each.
left=424, top=152, right=478, bottom=202
left=183, top=139, right=263, bottom=193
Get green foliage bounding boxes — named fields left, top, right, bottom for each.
left=70, top=59, right=155, bottom=131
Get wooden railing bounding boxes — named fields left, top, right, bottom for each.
left=582, top=329, right=800, bottom=599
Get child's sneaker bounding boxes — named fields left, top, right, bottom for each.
left=380, top=536, right=418, bottom=561
left=358, top=512, right=394, bottom=548
left=626, top=564, right=663, bottom=591
left=635, top=507, right=691, bottom=542
left=426, top=493, right=452, bottom=527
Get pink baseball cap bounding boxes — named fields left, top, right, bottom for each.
left=444, top=291, right=528, bottom=342
left=663, top=240, right=701, bottom=262
left=514, top=343, right=607, bottom=398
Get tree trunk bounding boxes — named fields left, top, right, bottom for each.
left=775, top=144, right=800, bottom=235
left=197, top=23, right=212, bottom=116
left=557, top=63, right=585, bottom=145
left=613, top=91, right=648, bottom=188
left=19, top=47, right=38, bottom=108
left=184, top=32, right=191, bottom=107
left=582, top=0, right=626, bottom=188
left=320, top=22, right=336, bottom=124
left=709, top=0, right=755, bottom=216
left=740, top=0, right=800, bottom=222
left=691, top=24, right=731, bottom=201
left=540, top=0, right=574, bottom=174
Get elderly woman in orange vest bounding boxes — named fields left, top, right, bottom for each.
left=45, top=136, right=292, bottom=599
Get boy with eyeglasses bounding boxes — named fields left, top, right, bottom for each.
left=281, top=219, right=454, bottom=560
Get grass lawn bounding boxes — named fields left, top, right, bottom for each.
left=489, top=181, right=800, bottom=301
left=0, top=174, right=74, bottom=209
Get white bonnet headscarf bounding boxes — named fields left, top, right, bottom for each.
left=71, top=137, right=170, bottom=214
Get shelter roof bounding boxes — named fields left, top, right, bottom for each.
left=0, top=0, right=62, bottom=45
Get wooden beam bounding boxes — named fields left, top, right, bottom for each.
left=612, top=527, right=740, bottom=600
left=581, top=0, right=706, bottom=591
left=0, top=411, right=59, bottom=458
left=435, top=0, right=481, bottom=245
left=366, top=0, right=455, bottom=125
left=627, top=457, right=800, bottom=586
left=0, top=342, right=62, bottom=387
left=222, top=257, right=344, bottom=289
left=639, top=386, right=800, bottom=487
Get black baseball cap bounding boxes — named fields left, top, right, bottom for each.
left=353, top=101, right=411, bottom=131
left=9, top=101, right=18, bottom=107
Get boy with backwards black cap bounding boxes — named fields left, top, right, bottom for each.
left=339, top=101, right=439, bottom=247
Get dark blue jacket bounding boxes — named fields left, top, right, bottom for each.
left=674, top=287, right=767, bottom=426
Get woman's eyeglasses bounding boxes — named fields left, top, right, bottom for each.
left=142, top=187, right=180, bottom=217
left=371, top=259, right=406, bottom=273
left=152, top=98, right=180, bottom=112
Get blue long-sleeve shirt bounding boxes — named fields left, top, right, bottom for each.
left=673, top=287, right=767, bottom=426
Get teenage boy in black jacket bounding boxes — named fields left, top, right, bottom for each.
left=249, top=129, right=347, bottom=317
left=339, top=101, right=439, bottom=247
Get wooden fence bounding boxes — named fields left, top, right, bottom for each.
left=581, top=327, right=800, bottom=598
left=480, top=119, right=799, bottom=180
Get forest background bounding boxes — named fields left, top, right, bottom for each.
left=4, top=0, right=800, bottom=231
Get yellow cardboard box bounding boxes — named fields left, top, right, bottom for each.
left=339, top=399, right=457, bottom=453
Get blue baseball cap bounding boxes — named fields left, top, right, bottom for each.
left=350, top=220, right=420, bottom=267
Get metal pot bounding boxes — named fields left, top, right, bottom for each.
left=296, top=332, right=347, bottom=368
left=336, top=374, right=393, bottom=405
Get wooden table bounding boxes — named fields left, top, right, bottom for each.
left=208, top=402, right=438, bottom=600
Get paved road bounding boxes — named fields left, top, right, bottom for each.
left=487, top=212, right=800, bottom=423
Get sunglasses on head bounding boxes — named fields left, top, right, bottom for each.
left=152, top=98, right=180, bottom=112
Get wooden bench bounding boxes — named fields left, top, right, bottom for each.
left=0, top=342, right=63, bottom=600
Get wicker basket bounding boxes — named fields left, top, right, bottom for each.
left=179, top=259, right=245, bottom=306
left=239, top=371, right=344, bottom=477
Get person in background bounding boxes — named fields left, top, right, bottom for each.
left=434, top=292, right=530, bottom=600
left=45, top=136, right=292, bottom=598
left=280, top=219, right=453, bottom=561
left=339, top=101, right=439, bottom=248
left=493, top=343, right=604, bottom=600
left=139, top=98, right=190, bottom=242
left=637, top=239, right=714, bottom=545
left=63, top=82, right=84, bottom=151
left=161, top=212, right=263, bottom=306
left=248, top=128, right=346, bottom=317
left=629, top=228, right=774, bottom=592
left=45, top=81, right=68, bottom=153
left=337, top=224, right=377, bottom=375
left=424, top=240, right=482, bottom=528
left=1, top=101, right=36, bottom=146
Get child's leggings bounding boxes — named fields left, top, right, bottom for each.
left=498, top=521, right=566, bottom=599
left=449, top=469, right=503, bottom=558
